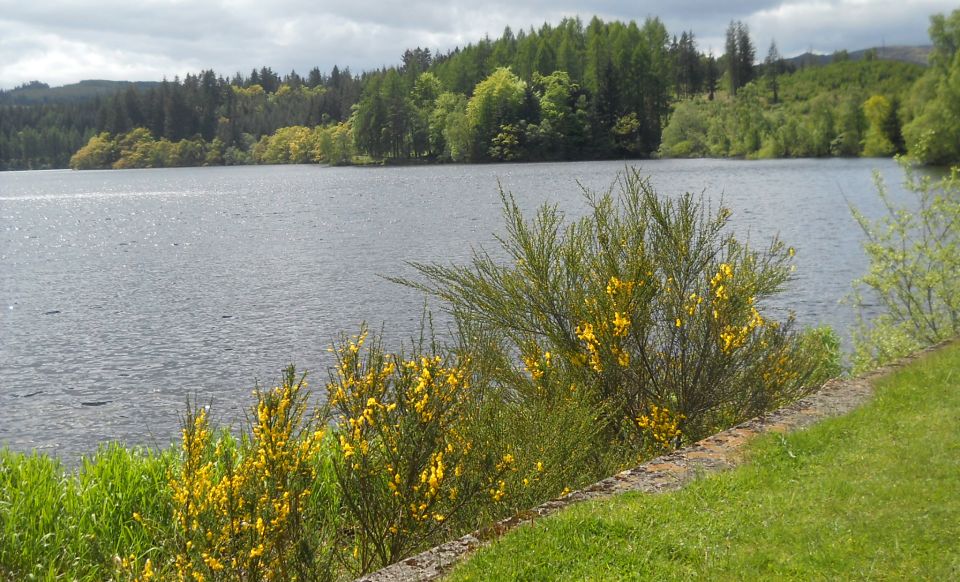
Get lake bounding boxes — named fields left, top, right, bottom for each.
left=0, top=158, right=915, bottom=459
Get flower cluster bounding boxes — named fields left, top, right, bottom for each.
left=327, top=328, right=507, bottom=572
left=575, top=276, right=641, bottom=373
left=521, top=347, right=552, bottom=381
left=636, top=405, right=685, bottom=452
left=169, top=367, right=329, bottom=581
left=719, top=304, right=765, bottom=353
left=707, top=264, right=768, bottom=354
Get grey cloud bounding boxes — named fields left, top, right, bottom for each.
left=0, top=1, right=955, bottom=89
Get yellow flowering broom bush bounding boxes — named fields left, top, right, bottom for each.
left=449, top=320, right=627, bottom=517
left=167, top=366, right=339, bottom=581
left=326, top=327, right=512, bottom=574
left=401, top=168, right=839, bottom=453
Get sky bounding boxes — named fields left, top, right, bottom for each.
left=0, top=0, right=955, bottom=89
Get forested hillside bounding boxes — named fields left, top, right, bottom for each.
left=658, top=60, right=923, bottom=158
left=659, top=9, right=960, bottom=162
left=3, top=9, right=959, bottom=171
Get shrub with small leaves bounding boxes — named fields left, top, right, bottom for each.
left=400, top=168, right=838, bottom=448
left=850, top=162, right=960, bottom=372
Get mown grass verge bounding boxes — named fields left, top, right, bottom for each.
left=448, top=341, right=960, bottom=581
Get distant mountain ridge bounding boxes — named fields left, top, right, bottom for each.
left=785, top=45, right=931, bottom=68
left=0, top=79, right=162, bottom=105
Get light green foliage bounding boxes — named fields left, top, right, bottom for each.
left=529, top=71, right=586, bottom=158
left=658, top=101, right=712, bottom=157
left=71, top=130, right=233, bottom=169
left=659, top=8, right=960, bottom=165
left=466, top=68, right=527, bottom=158
left=254, top=125, right=315, bottom=164
left=831, top=97, right=866, bottom=157
left=204, top=138, right=225, bottom=166
left=797, top=325, right=843, bottom=380
left=314, top=122, right=355, bottom=165
left=442, top=108, right=473, bottom=163
left=411, top=72, right=442, bottom=109
left=536, top=71, right=576, bottom=124
left=0, top=445, right=174, bottom=579
left=660, top=60, right=921, bottom=160
left=69, top=132, right=117, bottom=169
left=428, top=92, right=469, bottom=161
left=928, top=9, right=960, bottom=71
left=850, top=162, right=960, bottom=372
left=903, top=10, right=960, bottom=165
left=862, top=95, right=897, bottom=157
left=70, top=123, right=356, bottom=170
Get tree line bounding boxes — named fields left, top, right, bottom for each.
left=8, top=15, right=732, bottom=170
left=5, top=10, right=960, bottom=171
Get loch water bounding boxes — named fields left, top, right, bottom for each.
left=0, top=158, right=918, bottom=459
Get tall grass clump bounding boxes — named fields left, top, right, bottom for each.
left=850, top=162, right=960, bottom=372
left=0, top=444, right=174, bottom=580
left=399, top=168, right=838, bottom=452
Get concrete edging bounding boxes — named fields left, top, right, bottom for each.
left=358, top=340, right=952, bottom=582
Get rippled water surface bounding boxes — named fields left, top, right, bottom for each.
left=0, top=159, right=915, bottom=459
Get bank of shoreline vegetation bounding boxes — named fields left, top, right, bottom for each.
left=3, top=159, right=959, bottom=579
left=1, top=9, right=958, bottom=171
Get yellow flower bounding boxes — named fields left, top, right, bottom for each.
left=612, top=311, right=631, bottom=337
left=616, top=347, right=630, bottom=367
left=575, top=322, right=596, bottom=343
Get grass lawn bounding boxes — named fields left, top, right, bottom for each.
left=448, top=343, right=960, bottom=581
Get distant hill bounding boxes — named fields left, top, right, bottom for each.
left=786, top=45, right=931, bottom=69
left=0, top=79, right=162, bottom=105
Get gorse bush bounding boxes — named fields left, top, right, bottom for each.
left=401, top=169, right=836, bottom=444
left=1, top=169, right=841, bottom=580
left=850, top=162, right=960, bottom=372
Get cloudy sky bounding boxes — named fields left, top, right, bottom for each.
left=0, top=0, right=954, bottom=89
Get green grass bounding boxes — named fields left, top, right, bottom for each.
left=448, top=343, right=960, bottom=581
left=0, top=444, right=176, bottom=580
